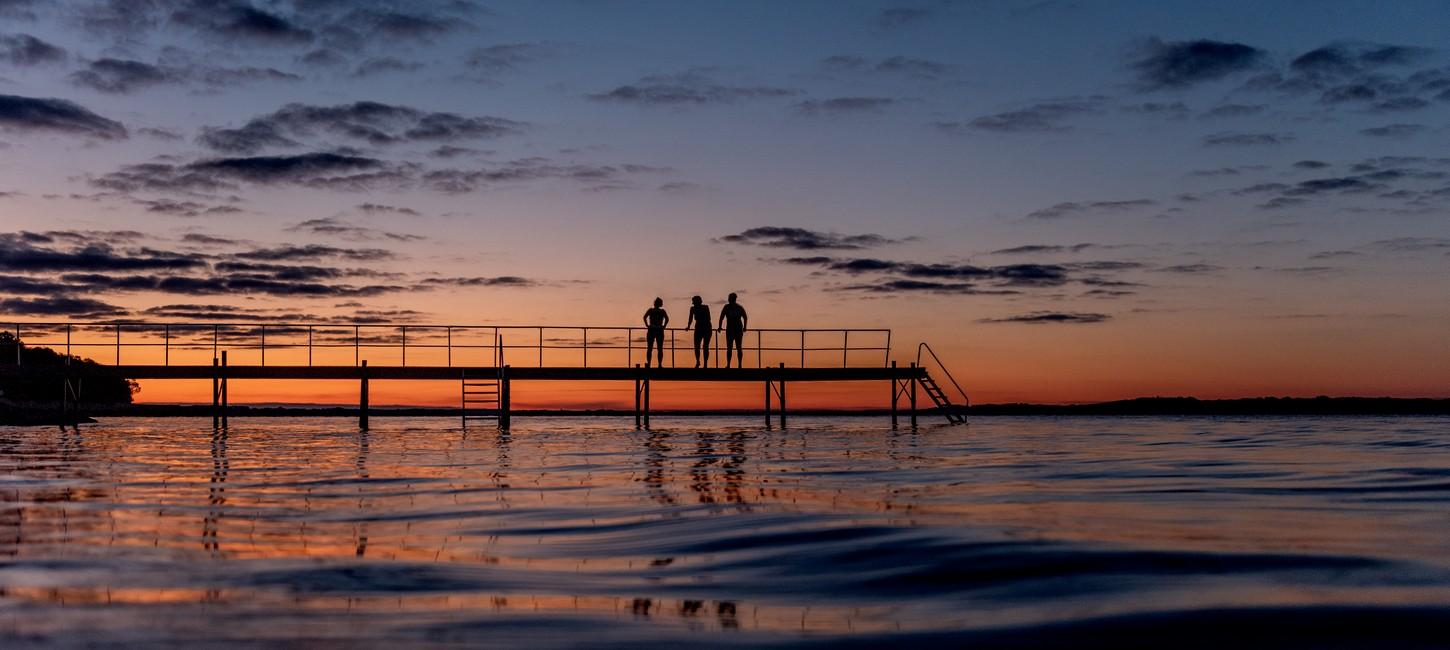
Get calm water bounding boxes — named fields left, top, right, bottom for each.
left=1, top=416, right=1448, bottom=648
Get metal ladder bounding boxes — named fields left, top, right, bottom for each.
left=461, top=336, right=503, bottom=428
left=918, top=342, right=969, bottom=424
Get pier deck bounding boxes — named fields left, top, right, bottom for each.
left=2, top=321, right=968, bottom=428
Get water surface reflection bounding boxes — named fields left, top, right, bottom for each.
left=1, top=416, right=1448, bottom=647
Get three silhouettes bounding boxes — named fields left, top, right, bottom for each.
left=644, top=294, right=748, bottom=368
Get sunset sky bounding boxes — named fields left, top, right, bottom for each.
left=2, top=0, right=1448, bottom=406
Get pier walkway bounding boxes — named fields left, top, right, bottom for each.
left=1, top=322, right=969, bottom=429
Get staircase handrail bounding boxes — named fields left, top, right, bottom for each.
left=916, top=342, right=969, bottom=406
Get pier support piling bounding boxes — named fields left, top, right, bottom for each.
left=890, top=360, right=898, bottom=428
left=764, top=378, right=771, bottom=429
left=220, top=351, right=228, bottom=429
left=499, top=365, right=511, bottom=430
left=634, top=364, right=642, bottom=429
left=212, top=357, right=220, bottom=428
left=359, top=359, right=369, bottom=430
left=909, top=362, right=917, bottom=429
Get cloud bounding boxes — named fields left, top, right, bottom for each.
left=784, top=256, right=1082, bottom=289
left=1291, top=42, right=1431, bottom=78
left=286, top=217, right=424, bottom=242
left=420, top=276, right=538, bottom=288
left=69, top=56, right=299, bottom=94
left=1201, top=103, right=1265, bottom=118
left=420, top=159, right=666, bottom=193
left=465, top=43, right=553, bottom=74
left=984, top=311, right=1112, bottom=324
left=0, top=296, right=126, bottom=318
left=1131, top=38, right=1265, bottom=89
left=356, top=203, right=420, bottom=216
left=197, top=101, right=525, bottom=154
left=0, top=232, right=204, bottom=272
left=170, top=2, right=314, bottom=44
left=718, top=227, right=902, bottom=250
left=990, top=243, right=1099, bottom=255
left=980, top=311, right=1111, bottom=324
left=1025, top=199, right=1155, bottom=219
left=0, top=33, right=66, bottom=65
left=0, top=94, right=127, bottom=139
left=351, top=57, right=422, bottom=77
left=822, top=55, right=952, bottom=79
left=133, top=198, right=242, bottom=217
left=951, top=98, right=1102, bottom=133
left=1293, top=160, right=1331, bottom=170
left=335, top=8, right=471, bottom=41
left=233, top=243, right=394, bottom=262
left=794, top=96, right=895, bottom=115
left=588, top=69, right=797, bottom=106
left=181, top=233, right=240, bottom=246
left=69, top=58, right=181, bottom=94
left=1154, top=264, right=1223, bottom=274
left=1201, top=132, right=1294, bottom=146
left=876, top=7, right=933, bottom=30
left=93, top=152, right=406, bottom=194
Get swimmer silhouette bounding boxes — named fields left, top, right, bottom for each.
left=643, top=297, right=669, bottom=368
left=717, top=293, right=748, bottom=368
left=685, top=295, right=712, bottom=368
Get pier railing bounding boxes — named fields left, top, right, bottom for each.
left=2, top=322, right=893, bottom=370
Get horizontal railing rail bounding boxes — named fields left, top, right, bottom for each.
left=1, top=322, right=894, bottom=369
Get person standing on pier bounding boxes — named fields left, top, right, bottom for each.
left=643, top=297, right=669, bottom=367
left=685, top=295, right=712, bottom=368
left=718, top=293, right=748, bottom=368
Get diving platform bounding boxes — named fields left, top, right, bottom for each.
left=1, top=321, right=969, bottom=429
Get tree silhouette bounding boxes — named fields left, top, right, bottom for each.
left=0, top=332, right=138, bottom=404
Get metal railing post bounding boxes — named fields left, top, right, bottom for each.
left=538, top=327, right=544, bottom=367
left=14, top=324, right=20, bottom=366
left=115, top=323, right=121, bottom=365
left=354, top=326, right=360, bottom=366
left=627, top=327, right=633, bottom=367
left=213, top=325, right=218, bottom=361
left=308, top=326, right=313, bottom=366
left=66, top=324, right=71, bottom=365
left=756, top=330, right=762, bottom=368
left=446, top=326, right=452, bottom=367
left=799, top=330, right=805, bottom=368
left=583, top=327, right=588, bottom=367
left=164, top=324, right=170, bottom=366
left=842, top=330, right=848, bottom=368
left=401, top=325, right=407, bottom=367
left=260, top=325, right=266, bottom=366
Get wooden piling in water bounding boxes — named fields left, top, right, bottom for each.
left=778, top=362, right=787, bottom=429
left=909, top=362, right=917, bottom=429
left=890, top=360, right=898, bottom=428
left=764, top=378, right=771, bottom=429
left=359, top=359, right=368, bottom=430
left=220, top=351, right=228, bottom=428
left=499, top=365, right=510, bottom=430
left=212, top=357, right=220, bottom=428
left=634, top=364, right=642, bottom=430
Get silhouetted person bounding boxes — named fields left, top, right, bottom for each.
left=643, top=297, right=669, bottom=367
left=685, top=295, right=712, bottom=368
left=718, top=293, right=748, bottom=368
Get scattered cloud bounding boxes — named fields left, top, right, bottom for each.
left=980, top=312, right=1111, bottom=324
left=1360, top=123, right=1427, bottom=138
left=1201, top=131, right=1294, bottom=146
left=795, top=96, right=895, bottom=115
left=876, top=7, right=934, bottom=30
left=588, top=69, right=797, bottom=106
left=94, top=152, right=406, bottom=194
left=0, top=295, right=126, bottom=317
left=0, top=93, right=127, bottom=139
left=0, top=32, right=65, bottom=65
left=1131, top=38, right=1265, bottom=89
left=990, top=243, right=1100, bottom=255
left=822, top=55, right=953, bottom=79
left=197, top=101, right=526, bottom=154
left=948, top=98, right=1102, bottom=133
left=1025, top=199, right=1155, bottom=219
left=718, top=227, right=903, bottom=250
left=286, top=216, right=424, bottom=242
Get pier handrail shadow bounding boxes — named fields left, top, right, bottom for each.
left=2, top=321, right=894, bottom=370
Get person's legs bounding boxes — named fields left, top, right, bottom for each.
left=702, top=330, right=711, bottom=366
left=646, top=330, right=661, bottom=367
left=726, top=331, right=743, bottom=368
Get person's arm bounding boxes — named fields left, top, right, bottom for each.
left=717, top=310, right=725, bottom=331
left=685, top=310, right=694, bottom=331
left=662, top=311, right=669, bottom=328
left=643, top=310, right=650, bottom=327
left=742, top=308, right=749, bottom=332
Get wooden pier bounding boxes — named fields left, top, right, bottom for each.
left=2, top=321, right=969, bottom=429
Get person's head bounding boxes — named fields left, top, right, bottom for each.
left=691, top=295, right=701, bottom=305
left=653, top=297, right=663, bottom=308
left=727, top=292, right=737, bottom=303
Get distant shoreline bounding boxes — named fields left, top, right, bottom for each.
left=5, top=396, right=1449, bottom=425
